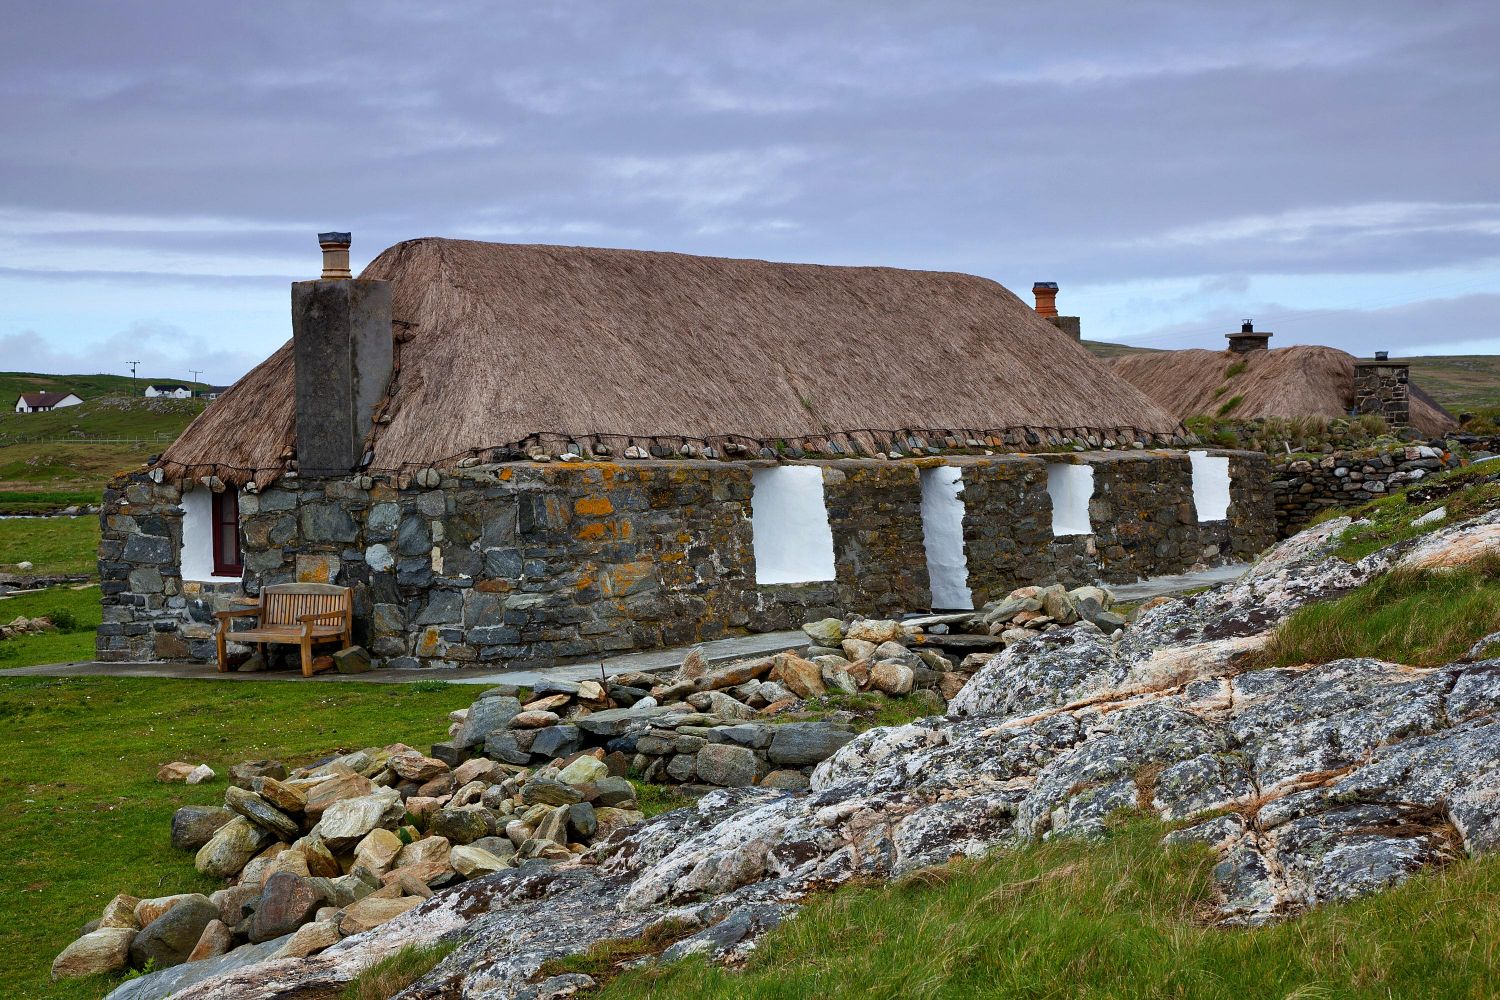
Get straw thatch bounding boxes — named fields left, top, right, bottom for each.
left=1108, top=345, right=1456, bottom=436
left=158, top=238, right=1182, bottom=485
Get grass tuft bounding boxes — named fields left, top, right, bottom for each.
left=1216, top=394, right=1245, bottom=417
left=634, top=782, right=697, bottom=818
left=538, top=917, right=697, bottom=987
left=342, top=941, right=458, bottom=1000
left=1258, top=559, right=1500, bottom=669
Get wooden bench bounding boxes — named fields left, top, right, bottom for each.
left=215, top=583, right=353, bottom=677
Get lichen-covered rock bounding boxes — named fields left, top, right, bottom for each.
left=102, top=511, right=1500, bottom=1000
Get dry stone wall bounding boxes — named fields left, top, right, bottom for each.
left=99, top=450, right=1274, bottom=667
left=1271, top=445, right=1459, bottom=537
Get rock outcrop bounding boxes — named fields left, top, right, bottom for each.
left=108, top=511, right=1500, bottom=1000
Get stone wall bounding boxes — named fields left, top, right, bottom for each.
left=100, top=449, right=1274, bottom=667
left=1271, top=444, right=1458, bottom=536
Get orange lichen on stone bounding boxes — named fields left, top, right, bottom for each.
left=577, top=523, right=608, bottom=540
left=574, top=496, right=615, bottom=516
left=296, top=553, right=338, bottom=583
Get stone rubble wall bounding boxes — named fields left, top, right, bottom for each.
left=1271, top=445, right=1459, bottom=537
left=99, top=450, right=1274, bottom=667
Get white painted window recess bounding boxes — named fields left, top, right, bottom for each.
left=750, top=466, right=837, bottom=584
left=920, top=465, right=974, bottom=609
left=1047, top=463, right=1095, bottom=537
left=1189, top=450, right=1232, bottom=522
left=179, top=487, right=241, bottom=582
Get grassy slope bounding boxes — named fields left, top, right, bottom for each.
left=0, top=676, right=478, bottom=1000
left=0, top=395, right=204, bottom=506
left=0, top=518, right=99, bottom=577
left=1405, top=355, right=1500, bottom=413
left=1261, top=560, right=1500, bottom=669
left=0, top=372, right=209, bottom=403
left=594, top=817, right=1500, bottom=1000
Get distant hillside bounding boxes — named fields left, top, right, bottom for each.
left=1402, top=356, right=1500, bottom=413
left=0, top=371, right=210, bottom=403
left=0, top=388, right=206, bottom=511
left=1081, top=339, right=1161, bottom=359
left=1082, top=343, right=1499, bottom=413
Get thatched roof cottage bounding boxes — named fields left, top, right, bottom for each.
left=98, top=236, right=1276, bottom=668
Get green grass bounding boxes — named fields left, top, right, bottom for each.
left=342, top=941, right=459, bottom=1000
left=595, top=816, right=1500, bottom=1000
left=0, top=586, right=101, bottom=668
left=0, top=675, right=479, bottom=1000
left=1225, top=360, right=1247, bottom=379
left=796, top=691, right=945, bottom=731
left=0, top=517, right=98, bottom=577
left=0, top=491, right=98, bottom=515
left=1321, top=462, right=1500, bottom=561
left=1259, top=561, right=1500, bottom=669
left=1215, top=394, right=1244, bottom=417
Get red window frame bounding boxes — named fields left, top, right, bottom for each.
left=212, top=490, right=243, bottom=577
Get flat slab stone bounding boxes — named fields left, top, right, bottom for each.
left=104, top=934, right=292, bottom=1000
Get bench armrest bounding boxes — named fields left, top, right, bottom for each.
left=214, top=607, right=261, bottom=620
left=297, top=610, right=349, bottom=624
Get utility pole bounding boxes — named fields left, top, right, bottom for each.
left=189, top=369, right=203, bottom=398
left=126, top=360, right=140, bottom=396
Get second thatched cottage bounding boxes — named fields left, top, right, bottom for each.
left=97, top=235, right=1275, bottom=668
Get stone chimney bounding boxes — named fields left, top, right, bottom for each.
left=292, top=232, right=393, bottom=476
left=1353, top=353, right=1410, bottom=426
left=1226, top=319, right=1272, bottom=354
left=1032, top=282, right=1081, bottom=340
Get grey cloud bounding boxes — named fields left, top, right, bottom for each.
left=0, top=0, right=1495, bottom=377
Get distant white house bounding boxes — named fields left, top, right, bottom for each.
left=144, top=383, right=193, bottom=399
left=205, top=385, right=233, bottom=400
left=14, top=391, right=83, bottom=413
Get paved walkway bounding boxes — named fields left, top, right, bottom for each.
left=1109, top=562, right=1249, bottom=602
left=0, top=630, right=807, bottom=686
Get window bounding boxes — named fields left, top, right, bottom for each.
left=180, top=488, right=243, bottom=582
left=919, top=465, right=973, bottom=609
left=1047, top=463, right=1095, bottom=536
left=212, top=490, right=243, bottom=576
left=750, top=466, right=837, bottom=584
left=1189, top=450, right=1231, bottom=522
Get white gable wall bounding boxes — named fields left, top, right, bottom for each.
left=750, top=466, right=837, bottom=584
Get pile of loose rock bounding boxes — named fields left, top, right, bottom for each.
left=1, top=613, right=58, bottom=638
left=431, top=583, right=1123, bottom=793
left=51, top=745, right=643, bottom=981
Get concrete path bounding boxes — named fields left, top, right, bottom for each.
left=0, top=629, right=807, bottom=686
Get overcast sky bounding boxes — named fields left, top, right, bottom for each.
left=2, top=0, right=1497, bottom=383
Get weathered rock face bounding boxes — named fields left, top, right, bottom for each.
left=106, top=511, right=1500, bottom=1000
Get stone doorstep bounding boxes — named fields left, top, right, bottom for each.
left=0, top=629, right=808, bottom=686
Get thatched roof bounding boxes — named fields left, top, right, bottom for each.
left=1108, top=345, right=1457, bottom=437
left=158, top=238, right=1182, bottom=485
